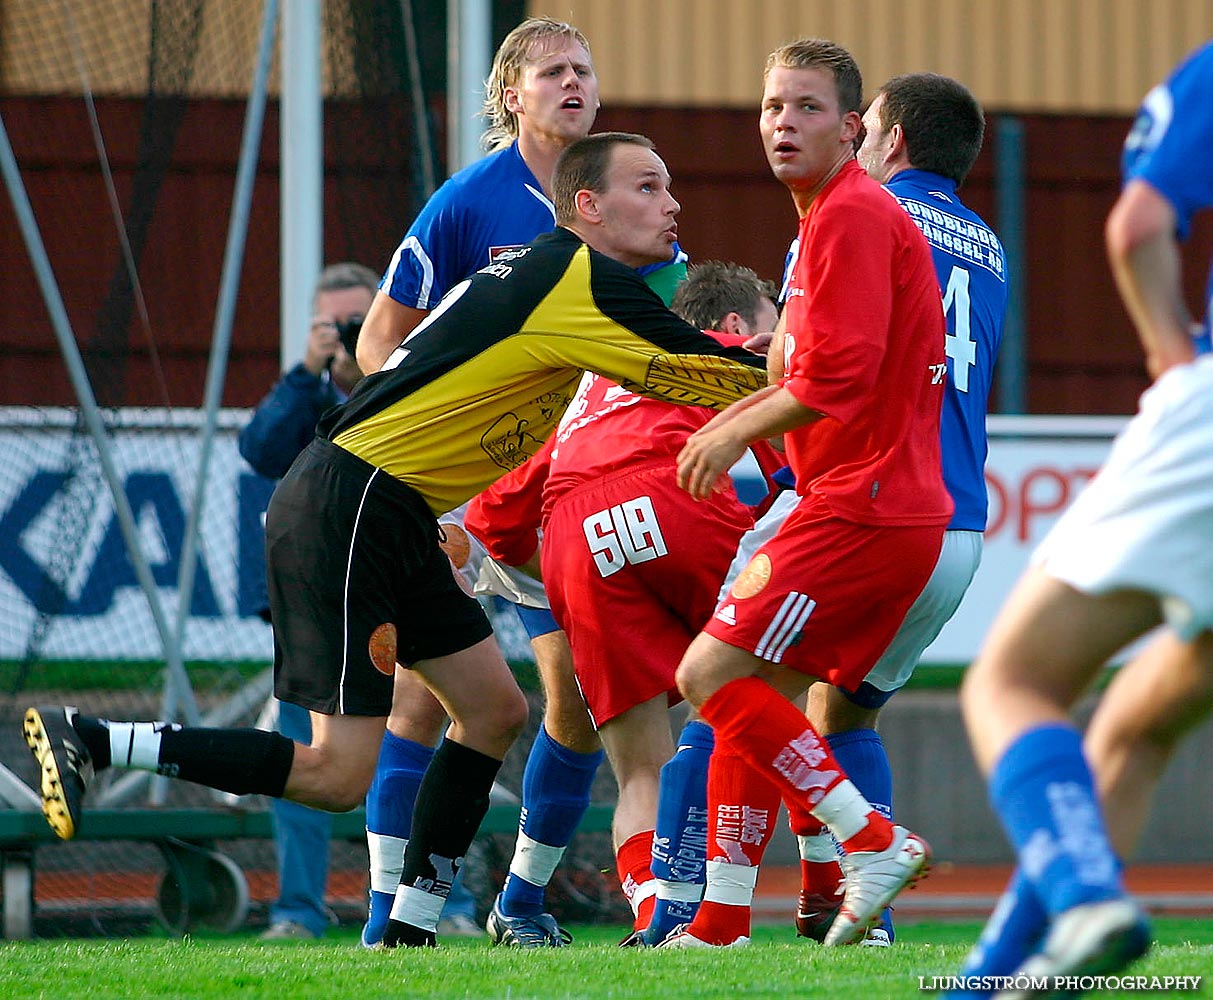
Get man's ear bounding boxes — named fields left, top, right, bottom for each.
left=503, top=85, right=523, bottom=115
left=574, top=188, right=601, bottom=225
left=717, top=311, right=746, bottom=336
left=840, top=109, right=863, bottom=146
left=888, top=122, right=907, bottom=161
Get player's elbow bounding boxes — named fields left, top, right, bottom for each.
left=1105, top=180, right=1174, bottom=265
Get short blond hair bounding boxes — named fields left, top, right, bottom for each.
left=481, top=17, right=593, bottom=152
left=764, top=38, right=863, bottom=114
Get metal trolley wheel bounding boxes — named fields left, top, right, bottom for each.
left=155, top=838, right=250, bottom=935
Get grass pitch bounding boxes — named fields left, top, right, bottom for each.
left=1, top=919, right=1209, bottom=1000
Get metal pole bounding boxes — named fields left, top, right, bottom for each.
left=995, top=115, right=1028, bottom=414
left=0, top=110, right=198, bottom=725
left=446, top=0, right=491, bottom=174
left=169, top=0, right=279, bottom=721
left=280, top=0, right=323, bottom=370
left=399, top=0, right=436, bottom=198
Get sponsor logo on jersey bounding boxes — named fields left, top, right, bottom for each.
left=481, top=410, right=551, bottom=470
left=488, top=244, right=529, bottom=262
left=715, top=603, right=737, bottom=625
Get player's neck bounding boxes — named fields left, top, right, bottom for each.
left=790, top=153, right=853, bottom=217
left=516, top=131, right=567, bottom=197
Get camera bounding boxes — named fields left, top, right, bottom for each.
left=335, top=315, right=363, bottom=355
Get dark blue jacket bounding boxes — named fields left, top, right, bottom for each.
left=239, top=364, right=345, bottom=617
left=238, top=363, right=344, bottom=479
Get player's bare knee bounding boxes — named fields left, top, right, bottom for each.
left=287, top=761, right=373, bottom=812
left=314, top=783, right=368, bottom=813
left=386, top=698, right=448, bottom=744
left=494, top=685, right=530, bottom=743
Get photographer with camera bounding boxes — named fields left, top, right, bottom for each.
left=239, top=262, right=374, bottom=481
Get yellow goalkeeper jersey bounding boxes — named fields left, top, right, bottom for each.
left=322, top=227, right=765, bottom=516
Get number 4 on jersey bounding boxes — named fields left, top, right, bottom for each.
left=942, top=264, right=976, bottom=393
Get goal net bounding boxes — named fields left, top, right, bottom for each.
left=0, top=0, right=447, bottom=936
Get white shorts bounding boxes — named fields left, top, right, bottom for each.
left=1034, top=354, right=1213, bottom=641
left=719, top=490, right=981, bottom=694
left=441, top=504, right=551, bottom=611
left=474, top=554, right=551, bottom=610
left=863, top=528, right=981, bottom=692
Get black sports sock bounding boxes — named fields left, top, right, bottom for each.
left=156, top=726, right=295, bottom=797
left=381, top=738, right=501, bottom=946
left=70, top=714, right=112, bottom=769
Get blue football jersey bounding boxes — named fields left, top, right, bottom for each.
left=1121, top=40, right=1213, bottom=346
left=382, top=139, right=685, bottom=310
left=886, top=169, right=1008, bottom=531
left=382, top=142, right=557, bottom=310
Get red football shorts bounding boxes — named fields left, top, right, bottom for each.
left=704, top=494, right=945, bottom=691
left=542, top=462, right=753, bottom=727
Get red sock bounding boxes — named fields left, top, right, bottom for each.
left=699, top=677, right=893, bottom=853
left=800, top=856, right=843, bottom=896
left=686, top=746, right=781, bottom=945
left=786, top=799, right=843, bottom=895
left=616, top=830, right=656, bottom=930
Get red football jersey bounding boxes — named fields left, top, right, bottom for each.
left=780, top=160, right=952, bottom=526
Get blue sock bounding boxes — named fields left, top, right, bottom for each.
left=949, top=867, right=1048, bottom=996
left=827, top=728, right=895, bottom=941
left=989, top=724, right=1123, bottom=915
left=362, top=732, right=435, bottom=945
left=646, top=720, right=713, bottom=944
left=498, top=725, right=604, bottom=917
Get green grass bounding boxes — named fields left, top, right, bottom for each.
left=1, top=659, right=271, bottom=694
left=2, top=920, right=1209, bottom=1000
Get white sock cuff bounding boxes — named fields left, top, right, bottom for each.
left=110, top=722, right=165, bottom=771
left=702, top=859, right=758, bottom=907
left=655, top=878, right=704, bottom=903
left=626, top=877, right=658, bottom=917
left=811, top=781, right=870, bottom=844
left=509, top=830, right=566, bottom=886
left=366, top=831, right=408, bottom=894
left=389, top=884, right=443, bottom=933
left=797, top=831, right=840, bottom=863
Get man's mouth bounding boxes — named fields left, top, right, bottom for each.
left=561, top=97, right=584, bottom=109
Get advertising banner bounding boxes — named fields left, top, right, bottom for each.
left=0, top=409, right=1126, bottom=666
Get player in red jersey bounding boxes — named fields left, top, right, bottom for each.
left=662, top=39, right=951, bottom=949
left=467, top=262, right=780, bottom=940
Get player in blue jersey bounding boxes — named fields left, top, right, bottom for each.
left=354, top=17, right=684, bottom=949
left=950, top=42, right=1213, bottom=996
left=697, top=73, right=1007, bottom=948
